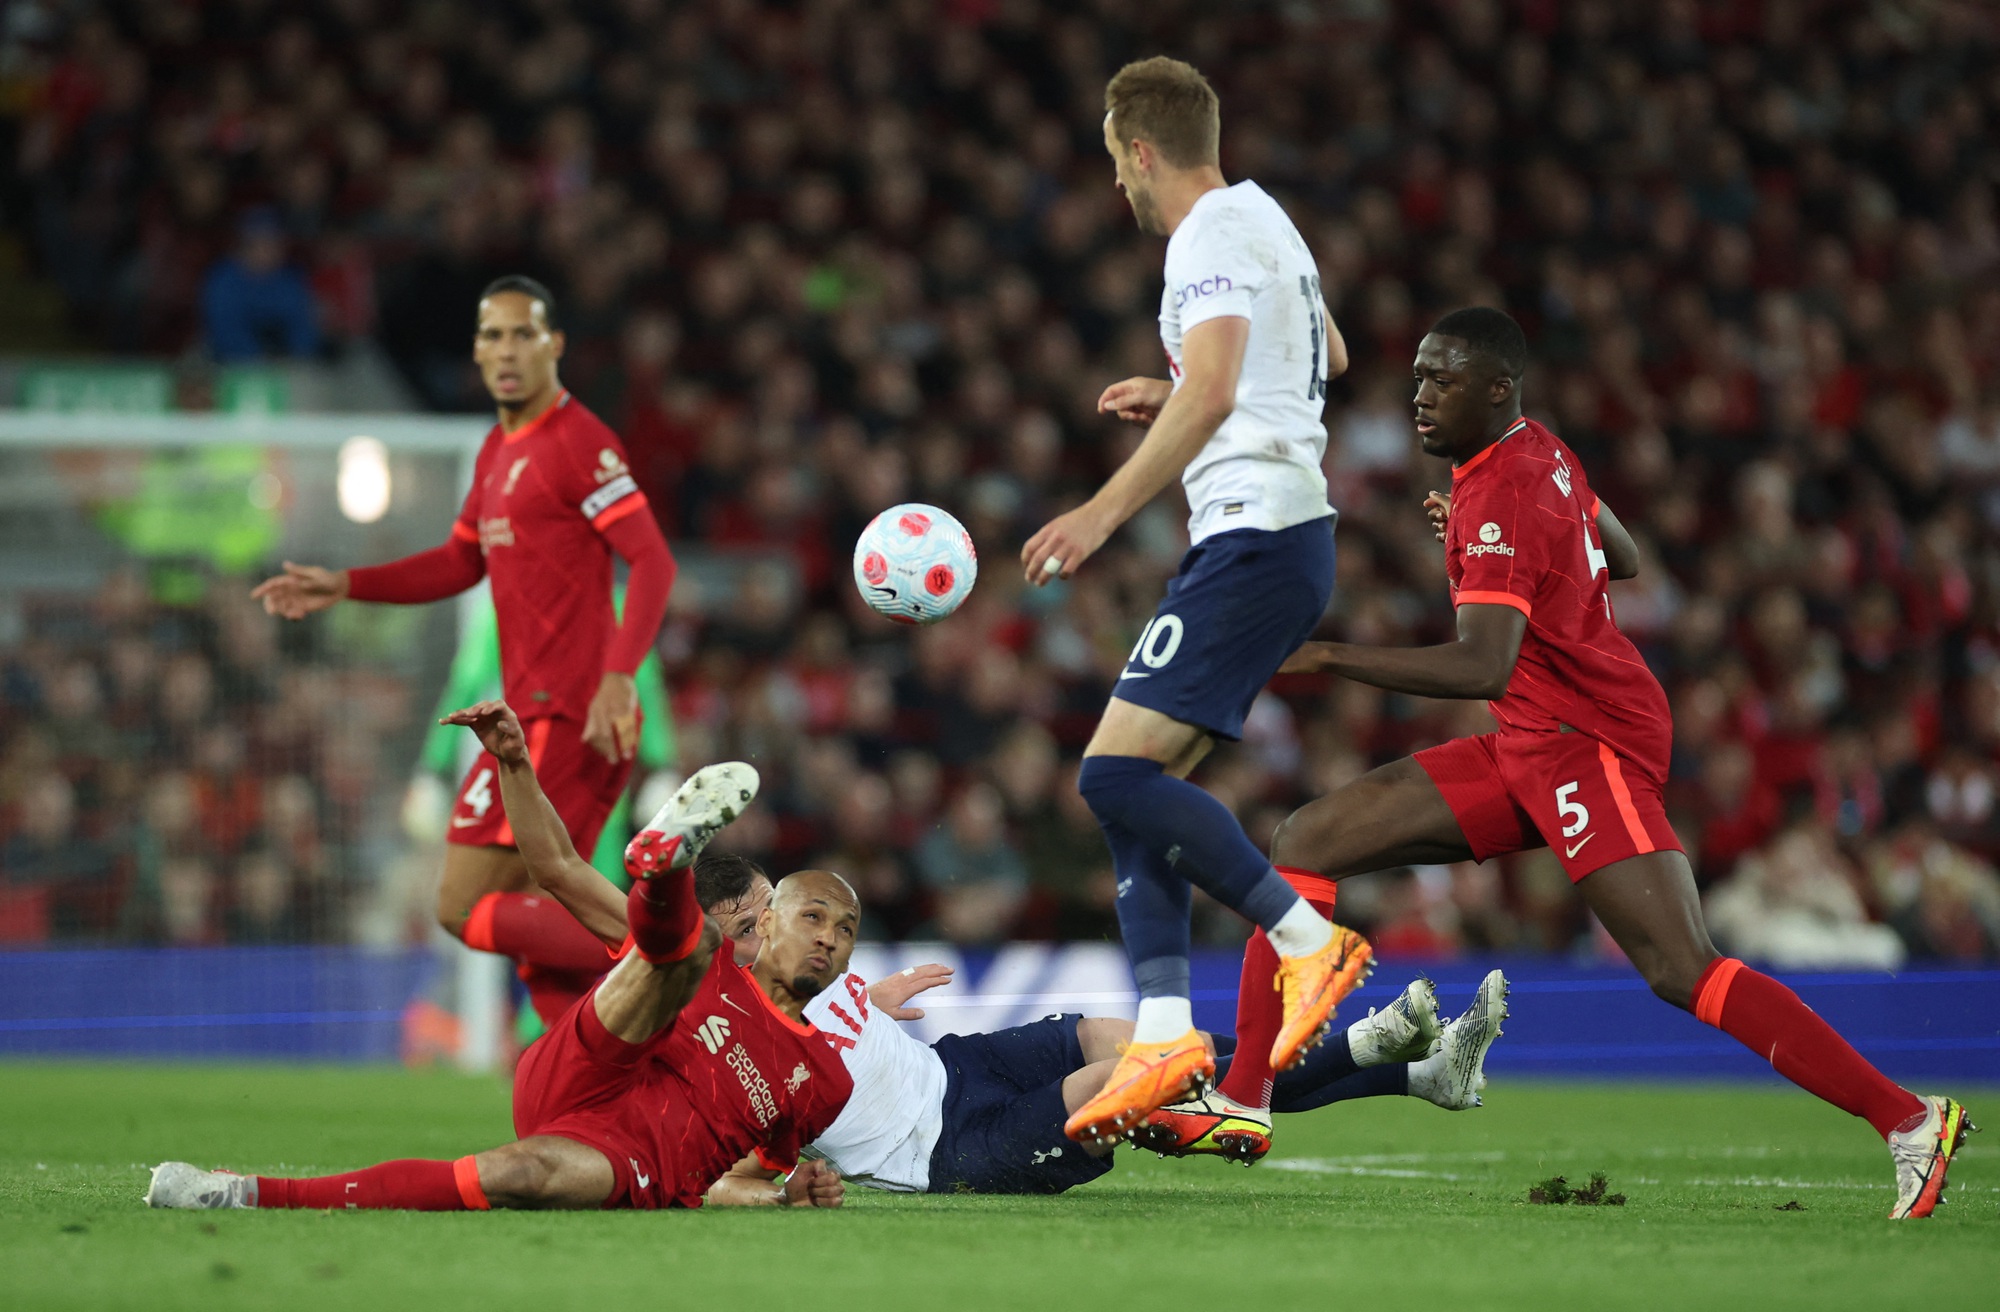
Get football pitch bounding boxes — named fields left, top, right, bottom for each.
left=4, top=1063, right=1996, bottom=1311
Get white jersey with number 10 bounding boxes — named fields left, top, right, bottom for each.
left=1160, top=179, right=1335, bottom=545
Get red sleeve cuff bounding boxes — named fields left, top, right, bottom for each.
left=754, top=1148, right=793, bottom=1174
left=1454, top=590, right=1531, bottom=618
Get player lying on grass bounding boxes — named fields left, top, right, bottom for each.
left=696, top=853, right=1509, bottom=1191
left=1204, top=306, right=1976, bottom=1219
left=149, top=765, right=857, bottom=1211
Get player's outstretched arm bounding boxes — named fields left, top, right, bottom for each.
left=705, top=1156, right=844, bottom=1208
left=1279, top=602, right=1527, bottom=700
left=1593, top=500, right=1640, bottom=580
left=1023, top=316, right=1249, bottom=585
left=250, top=562, right=349, bottom=619
left=438, top=700, right=628, bottom=945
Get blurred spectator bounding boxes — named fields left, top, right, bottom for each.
left=916, top=782, right=1029, bottom=945
left=1704, top=816, right=1907, bottom=970
left=200, top=210, right=322, bottom=362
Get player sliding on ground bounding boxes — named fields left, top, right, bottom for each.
left=252, top=276, right=675, bottom=1029
left=1198, top=306, right=1975, bottom=1219
left=696, top=854, right=1509, bottom=1192
left=1020, top=56, right=1368, bottom=1148
left=149, top=764, right=855, bottom=1212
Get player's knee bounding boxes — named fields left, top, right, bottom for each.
left=1640, top=956, right=1708, bottom=1012
left=1075, top=755, right=1159, bottom=823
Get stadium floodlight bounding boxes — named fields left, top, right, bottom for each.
left=338, top=435, right=392, bottom=523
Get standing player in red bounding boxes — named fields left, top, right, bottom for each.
left=1165, top=307, right=1974, bottom=1218
left=252, top=276, right=675, bottom=1024
left=147, top=755, right=854, bottom=1212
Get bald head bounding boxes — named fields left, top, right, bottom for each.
left=773, top=869, right=858, bottom=913
left=755, top=869, right=861, bottom=1001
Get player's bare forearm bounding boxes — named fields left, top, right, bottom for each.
left=704, top=1158, right=786, bottom=1207
left=1595, top=501, right=1640, bottom=580
left=491, top=755, right=627, bottom=944
left=1089, top=384, right=1231, bottom=526
left=1283, top=604, right=1527, bottom=700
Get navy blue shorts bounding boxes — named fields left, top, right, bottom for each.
left=926, top=1014, right=1113, bottom=1195
left=1112, top=517, right=1336, bottom=741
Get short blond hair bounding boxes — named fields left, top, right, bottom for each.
left=1105, top=57, right=1219, bottom=169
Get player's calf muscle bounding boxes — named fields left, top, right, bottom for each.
left=476, top=1137, right=613, bottom=1209
left=1271, top=761, right=1469, bottom=875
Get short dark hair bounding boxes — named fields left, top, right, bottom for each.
left=478, top=274, right=560, bottom=330
left=1428, top=306, right=1528, bottom=381
left=1105, top=57, right=1220, bottom=169
left=694, top=852, right=768, bottom=913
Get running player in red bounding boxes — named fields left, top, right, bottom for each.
left=1161, top=307, right=1974, bottom=1219
left=251, top=276, right=675, bottom=1025
left=146, top=753, right=854, bottom=1212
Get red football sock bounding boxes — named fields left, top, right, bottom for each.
left=1693, top=957, right=1925, bottom=1139
left=1217, top=868, right=1336, bottom=1111
left=255, top=1157, right=486, bottom=1210
left=462, top=893, right=611, bottom=973
left=517, top=963, right=598, bottom=1028
left=626, top=865, right=703, bottom=963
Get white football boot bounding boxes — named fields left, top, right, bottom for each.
left=1409, top=968, right=1508, bottom=1110
left=145, top=1162, right=252, bottom=1209
left=1887, top=1095, right=1976, bottom=1219
left=623, top=762, right=761, bottom=877
left=1346, top=976, right=1444, bottom=1067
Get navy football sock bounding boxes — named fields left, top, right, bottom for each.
left=1076, top=755, right=1304, bottom=934
left=1097, top=811, right=1190, bottom=999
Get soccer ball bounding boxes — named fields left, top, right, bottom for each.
left=852, top=503, right=978, bottom=625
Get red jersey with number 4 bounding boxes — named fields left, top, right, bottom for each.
left=452, top=393, right=648, bottom=720
left=1445, top=417, right=1672, bottom=778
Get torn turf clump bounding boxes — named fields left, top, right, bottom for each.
left=1526, top=1173, right=1626, bottom=1206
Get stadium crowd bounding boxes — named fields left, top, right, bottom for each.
left=6, top=0, right=2000, bottom=961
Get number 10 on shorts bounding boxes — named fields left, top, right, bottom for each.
left=1556, top=780, right=1589, bottom=838
left=1128, top=615, right=1185, bottom=669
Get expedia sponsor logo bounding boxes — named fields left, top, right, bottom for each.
left=477, top=516, right=515, bottom=549
left=581, top=474, right=638, bottom=519
left=1174, top=275, right=1233, bottom=309
left=593, top=448, right=629, bottom=483
left=1465, top=521, right=1513, bottom=557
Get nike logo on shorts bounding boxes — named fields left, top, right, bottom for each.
left=1117, top=671, right=1151, bottom=680
left=1564, top=833, right=1596, bottom=859
left=451, top=816, right=483, bottom=828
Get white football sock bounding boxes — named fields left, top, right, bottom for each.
left=1268, top=899, right=1332, bottom=957
left=1132, top=996, right=1193, bottom=1043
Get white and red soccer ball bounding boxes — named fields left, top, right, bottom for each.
left=852, top=503, right=977, bottom=625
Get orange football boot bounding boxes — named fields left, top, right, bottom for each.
left=1269, top=924, right=1374, bottom=1072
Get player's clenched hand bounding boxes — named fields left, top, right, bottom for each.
left=439, top=699, right=529, bottom=766
left=1423, top=490, right=1452, bottom=543
left=1097, top=376, right=1172, bottom=425
left=1022, top=502, right=1112, bottom=586
left=869, top=963, right=954, bottom=1020
left=582, top=671, right=639, bottom=764
left=250, top=562, right=348, bottom=619
left=782, top=1160, right=845, bottom=1208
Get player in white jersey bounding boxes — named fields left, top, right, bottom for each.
left=700, top=857, right=1509, bottom=1195
left=1021, top=57, right=1367, bottom=1146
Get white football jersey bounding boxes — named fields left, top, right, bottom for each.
left=1159, top=179, right=1335, bottom=544
left=799, top=970, right=948, bottom=1192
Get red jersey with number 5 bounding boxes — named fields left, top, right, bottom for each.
left=1444, top=418, right=1672, bottom=779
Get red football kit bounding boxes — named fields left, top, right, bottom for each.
left=345, top=392, right=675, bottom=851
left=512, top=950, right=855, bottom=1209
left=1415, top=417, right=1682, bottom=880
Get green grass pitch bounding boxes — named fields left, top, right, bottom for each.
left=3, top=1062, right=1996, bottom=1311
